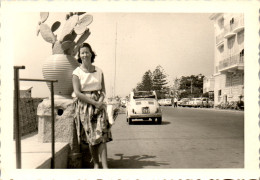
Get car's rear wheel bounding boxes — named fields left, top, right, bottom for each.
left=157, top=117, right=162, bottom=124
left=128, top=118, right=132, bottom=125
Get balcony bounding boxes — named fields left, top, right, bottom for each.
left=233, top=17, right=244, bottom=33
left=218, top=53, right=244, bottom=73
left=216, top=31, right=224, bottom=46
left=224, top=16, right=244, bottom=39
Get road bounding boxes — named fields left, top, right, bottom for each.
left=107, top=106, right=244, bottom=169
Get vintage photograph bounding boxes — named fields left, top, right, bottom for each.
left=0, top=1, right=259, bottom=180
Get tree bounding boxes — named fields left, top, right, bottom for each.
left=134, top=65, right=170, bottom=99
left=170, top=77, right=181, bottom=98
left=152, top=65, right=169, bottom=99
left=178, top=74, right=204, bottom=98
left=136, top=70, right=153, bottom=91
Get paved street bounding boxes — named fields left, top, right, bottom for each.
left=107, top=106, right=244, bottom=168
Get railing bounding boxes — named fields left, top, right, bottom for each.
left=218, top=54, right=244, bottom=71
left=14, top=66, right=58, bottom=169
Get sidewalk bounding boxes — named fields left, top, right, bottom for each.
left=12, top=132, right=69, bottom=169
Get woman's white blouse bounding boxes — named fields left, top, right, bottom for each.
left=72, top=66, right=103, bottom=96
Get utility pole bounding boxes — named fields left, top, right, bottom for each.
left=188, top=78, right=193, bottom=95
left=190, top=79, right=193, bottom=94
left=114, top=22, right=117, bottom=98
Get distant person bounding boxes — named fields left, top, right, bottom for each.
left=72, top=43, right=112, bottom=169
left=174, top=97, right=178, bottom=107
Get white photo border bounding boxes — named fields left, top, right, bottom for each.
left=1, top=1, right=259, bottom=180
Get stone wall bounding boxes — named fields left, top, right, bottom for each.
left=14, top=98, right=44, bottom=137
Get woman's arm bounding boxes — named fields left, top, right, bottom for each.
left=98, top=73, right=106, bottom=102
left=72, top=75, right=104, bottom=109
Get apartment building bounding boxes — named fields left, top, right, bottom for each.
left=210, top=13, right=244, bottom=105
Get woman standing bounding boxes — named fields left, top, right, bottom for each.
left=72, top=43, right=112, bottom=169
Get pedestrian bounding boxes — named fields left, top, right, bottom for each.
left=72, top=43, right=112, bottom=169
left=174, top=97, right=178, bottom=107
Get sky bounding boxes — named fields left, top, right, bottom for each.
left=13, top=12, right=214, bottom=98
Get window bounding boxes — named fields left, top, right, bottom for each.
left=240, top=49, right=244, bottom=57
left=230, top=17, right=234, bottom=25
left=227, top=36, right=235, bottom=57
left=237, top=30, right=244, bottom=45
left=218, top=17, right=224, bottom=29
left=218, top=90, right=222, bottom=96
left=240, top=49, right=244, bottom=63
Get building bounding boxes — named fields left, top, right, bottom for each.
left=210, top=13, right=244, bottom=105
left=203, top=75, right=215, bottom=98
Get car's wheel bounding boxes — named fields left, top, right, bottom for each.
left=128, top=118, right=132, bottom=125
left=157, top=117, right=162, bottom=124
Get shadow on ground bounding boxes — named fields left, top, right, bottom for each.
left=108, top=154, right=169, bottom=168
left=129, top=121, right=170, bottom=125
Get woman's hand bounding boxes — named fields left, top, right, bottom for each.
left=95, top=101, right=106, bottom=110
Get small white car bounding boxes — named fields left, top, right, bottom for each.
left=188, top=98, right=203, bottom=108
left=158, top=99, right=172, bottom=106
left=120, top=98, right=127, bottom=107
left=178, top=98, right=190, bottom=107
left=126, top=91, right=162, bottom=124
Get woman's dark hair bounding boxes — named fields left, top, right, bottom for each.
left=77, top=43, right=96, bottom=63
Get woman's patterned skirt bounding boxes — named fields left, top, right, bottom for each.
left=73, top=91, right=112, bottom=146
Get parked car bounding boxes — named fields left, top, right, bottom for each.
left=201, top=98, right=214, bottom=108
left=158, top=98, right=172, bottom=106
left=126, top=91, right=162, bottom=124
left=188, top=98, right=203, bottom=108
left=178, top=98, right=190, bottom=107
left=121, top=98, right=127, bottom=108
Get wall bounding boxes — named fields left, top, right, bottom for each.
left=214, top=72, right=243, bottom=105
left=13, top=98, right=44, bottom=138
left=20, top=90, right=32, bottom=98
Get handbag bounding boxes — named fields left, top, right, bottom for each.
left=106, top=104, right=119, bottom=126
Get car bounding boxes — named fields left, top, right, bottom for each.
left=120, top=98, right=127, bottom=108
left=188, top=98, right=203, bottom=108
left=158, top=98, right=172, bottom=106
left=201, top=98, right=214, bottom=108
left=178, top=98, right=190, bottom=107
left=126, top=91, right=162, bottom=124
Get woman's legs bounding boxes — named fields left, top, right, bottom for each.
left=89, top=144, right=99, bottom=169
left=89, top=143, right=108, bottom=169
left=98, top=143, right=108, bottom=169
